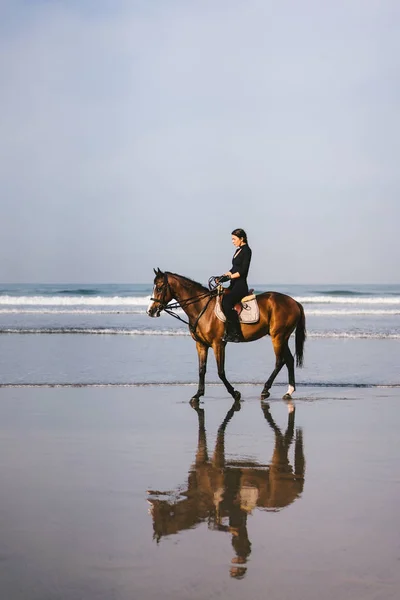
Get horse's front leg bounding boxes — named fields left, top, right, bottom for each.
left=213, top=342, right=241, bottom=401
left=191, top=341, right=209, bottom=401
left=261, top=335, right=286, bottom=400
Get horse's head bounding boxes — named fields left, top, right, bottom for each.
left=147, top=268, right=173, bottom=317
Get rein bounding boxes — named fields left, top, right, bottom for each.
left=151, top=274, right=220, bottom=341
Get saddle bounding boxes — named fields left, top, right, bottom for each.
left=215, top=290, right=260, bottom=324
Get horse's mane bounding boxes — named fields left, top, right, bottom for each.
left=167, top=272, right=209, bottom=293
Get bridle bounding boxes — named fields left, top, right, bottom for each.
left=150, top=272, right=220, bottom=340
left=151, top=272, right=171, bottom=315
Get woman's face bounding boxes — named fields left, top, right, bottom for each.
left=231, top=235, right=243, bottom=247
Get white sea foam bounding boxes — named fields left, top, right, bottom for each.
left=0, top=328, right=190, bottom=335
left=0, top=328, right=399, bottom=339
left=0, top=382, right=399, bottom=388
left=0, top=307, right=397, bottom=317
left=0, top=295, right=152, bottom=306
left=1, top=294, right=399, bottom=308
left=308, top=332, right=400, bottom=339
left=296, top=296, right=400, bottom=305
left=306, top=309, right=400, bottom=316
left=0, top=308, right=148, bottom=315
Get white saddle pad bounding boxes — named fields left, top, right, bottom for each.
left=215, top=294, right=260, bottom=324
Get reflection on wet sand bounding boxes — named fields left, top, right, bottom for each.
left=148, top=401, right=305, bottom=578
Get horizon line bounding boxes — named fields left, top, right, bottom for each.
left=0, top=281, right=399, bottom=287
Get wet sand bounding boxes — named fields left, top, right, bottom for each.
left=0, top=384, right=399, bottom=600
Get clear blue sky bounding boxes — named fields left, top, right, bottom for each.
left=1, top=0, right=399, bottom=284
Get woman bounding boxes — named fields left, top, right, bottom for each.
left=218, top=228, right=252, bottom=343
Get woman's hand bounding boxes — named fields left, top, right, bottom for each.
left=217, top=271, right=240, bottom=283
left=218, top=274, right=231, bottom=283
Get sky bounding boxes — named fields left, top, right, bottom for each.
left=0, top=0, right=399, bottom=284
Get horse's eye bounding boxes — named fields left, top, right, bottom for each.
left=156, top=286, right=163, bottom=293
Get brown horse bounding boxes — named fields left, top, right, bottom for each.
left=148, top=400, right=305, bottom=578
left=147, top=269, right=306, bottom=401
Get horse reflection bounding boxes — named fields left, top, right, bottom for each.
left=148, top=401, right=305, bottom=578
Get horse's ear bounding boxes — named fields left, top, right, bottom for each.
left=153, top=268, right=158, bottom=275
left=157, top=267, right=162, bottom=274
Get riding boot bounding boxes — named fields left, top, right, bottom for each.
left=222, top=311, right=243, bottom=343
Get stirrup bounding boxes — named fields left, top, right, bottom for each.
left=222, top=324, right=243, bottom=343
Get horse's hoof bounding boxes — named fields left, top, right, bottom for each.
left=282, top=393, right=292, bottom=400
left=233, top=390, right=241, bottom=401
left=261, top=391, right=270, bottom=400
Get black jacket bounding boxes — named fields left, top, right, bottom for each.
left=230, top=244, right=252, bottom=280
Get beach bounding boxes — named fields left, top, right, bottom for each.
left=0, top=283, right=399, bottom=599
left=0, top=384, right=399, bottom=600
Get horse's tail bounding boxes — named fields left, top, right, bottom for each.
left=295, top=302, right=306, bottom=368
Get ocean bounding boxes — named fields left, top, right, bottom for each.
left=0, top=282, right=399, bottom=388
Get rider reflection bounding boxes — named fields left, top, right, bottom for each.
left=215, top=467, right=252, bottom=579
left=147, top=400, right=305, bottom=578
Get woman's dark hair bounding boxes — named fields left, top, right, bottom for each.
left=231, top=228, right=248, bottom=244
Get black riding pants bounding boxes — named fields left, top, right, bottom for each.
left=222, top=280, right=249, bottom=323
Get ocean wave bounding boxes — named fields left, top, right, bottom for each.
left=0, top=306, right=397, bottom=317
left=0, top=308, right=148, bottom=315
left=309, top=332, right=400, bottom=339
left=0, top=328, right=399, bottom=339
left=0, top=382, right=399, bottom=388
left=56, top=288, right=102, bottom=295
left=1, top=293, right=399, bottom=308
left=296, top=296, right=400, bottom=305
left=306, top=309, right=400, bottom=316
left=0, top=328, right=189, bottom=335
left=311, top=289, right=372, bottom=296
left=0, top=295, right=152, bottom=306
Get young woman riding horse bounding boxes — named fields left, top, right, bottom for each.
left=147, top=260, right=307, bottom=402
left=218, top=228, right=252, bottom=343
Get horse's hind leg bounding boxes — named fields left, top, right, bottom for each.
left=213, top=342, right=241, bottom=401
left=191, top=341, right=209, bottom=401
left=283, top=344, right=296, bottom=400
left=261, top=336, right=286, bottom=400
